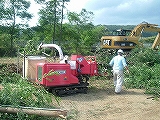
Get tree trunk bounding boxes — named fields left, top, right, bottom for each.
left=0, top=106, right=67, bottom=119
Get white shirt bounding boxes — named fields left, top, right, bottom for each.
left=109, top=55, right=127, bottom=70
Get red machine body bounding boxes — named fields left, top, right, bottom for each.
left=35, top=55, right=98, bottom=95
left=36, top=44, right=98, bottom=94
left=36, top=63, right=79, bottom=87
left=36, top=55, right=98, bottom=86
left=70, top=55, right=98, bottom=76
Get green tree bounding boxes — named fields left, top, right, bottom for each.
left=67, top=9, right=93, bottom=54
left=0, top=0, right=32, bottom=56
left=68, top=9, right=94, bottom=26
left=66, top=9, right=106, bottom=55
left=38, top=0, right=62, bottom=44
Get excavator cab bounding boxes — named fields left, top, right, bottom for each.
left=112, top=29, right=132, bottom=36
left=101, top=29, right=139, bottom=50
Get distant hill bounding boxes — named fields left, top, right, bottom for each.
left=103, top=25, right=157, bottom=37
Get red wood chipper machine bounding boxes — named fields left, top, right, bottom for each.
left=23, top=43, right=99, bottom=96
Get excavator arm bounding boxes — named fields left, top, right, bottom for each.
left=130, top=23, right=160, bottom=37
left=130, top=22, right=160, bottom=49
left=152, top=32, right=160, bottom=49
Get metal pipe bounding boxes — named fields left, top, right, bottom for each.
left=37, top=43, right=64, bottom=60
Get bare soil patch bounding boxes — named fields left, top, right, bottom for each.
left=59, top=80, right=160, bottom=120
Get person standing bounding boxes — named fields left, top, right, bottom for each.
left=109, top=49, right=129, bottom=94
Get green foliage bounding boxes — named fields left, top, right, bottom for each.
left=139, top=36, right=156, bottom=43
left=68, top=9, right=94, bottom=25
left=38, top=0, right=63, bottom=44
left=0, top=80, right=53, bottom=107
left=0, top=33, right=17, bottom=57
left=92, top=49, right=116, bottom=80
left=0, top=0, right=32, bottom=26
left=125, top=47, right=160, bottom=97
left=38, top=0, right=61, bottom=26
left=23, top=40, right=38, bottom=55
left=0, top=68, right=59, bottom=119
left=124, top=63, right=152, bottom=88
left=61, top=10, right=106, bottom=55
left=128, top=47, right=160, bottom=66
left=0, top=68, right=21, bottom=84
left=0, top=0, right=32, bottom=57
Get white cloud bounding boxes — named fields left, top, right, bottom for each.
left=28, top=0, right=41, bottom=26
left=28, top=0, right=160, bottom=26
left=85, top=0, right=160, bottom=25
left=66, top=0, right=90, bottom=12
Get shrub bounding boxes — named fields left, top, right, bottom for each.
left=128, top=47, right=160, bottom=66
left=124, top=47, right=160, bottom=97
left=0, top=70, right=59, bottom=119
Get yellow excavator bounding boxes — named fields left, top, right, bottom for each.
left=101, top=22, right=160, bottom=50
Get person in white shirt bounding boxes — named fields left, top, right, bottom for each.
left=109, top=49, right=129, bottom=94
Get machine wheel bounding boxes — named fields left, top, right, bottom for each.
left=51, top=89, right=58, bottom=96
left=83, top=87, right=88, bottom=94
left=78, top=75, right=90, bottom=83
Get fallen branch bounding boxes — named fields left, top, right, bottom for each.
left=0, top=106, right=67, bottom=119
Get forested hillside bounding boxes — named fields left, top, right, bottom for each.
left=0, top=23, right=158, bottom=57
left=0, top=0, right=158, bottom=57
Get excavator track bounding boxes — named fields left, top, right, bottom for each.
left=50, top=82, right=89, bottom=96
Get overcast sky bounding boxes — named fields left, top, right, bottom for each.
left=29, top=0, right=160, bottom=26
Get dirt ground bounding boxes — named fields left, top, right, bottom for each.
left=59, top=80, right=160, bottom=120
left=1, top=79, right=160, bottom=120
